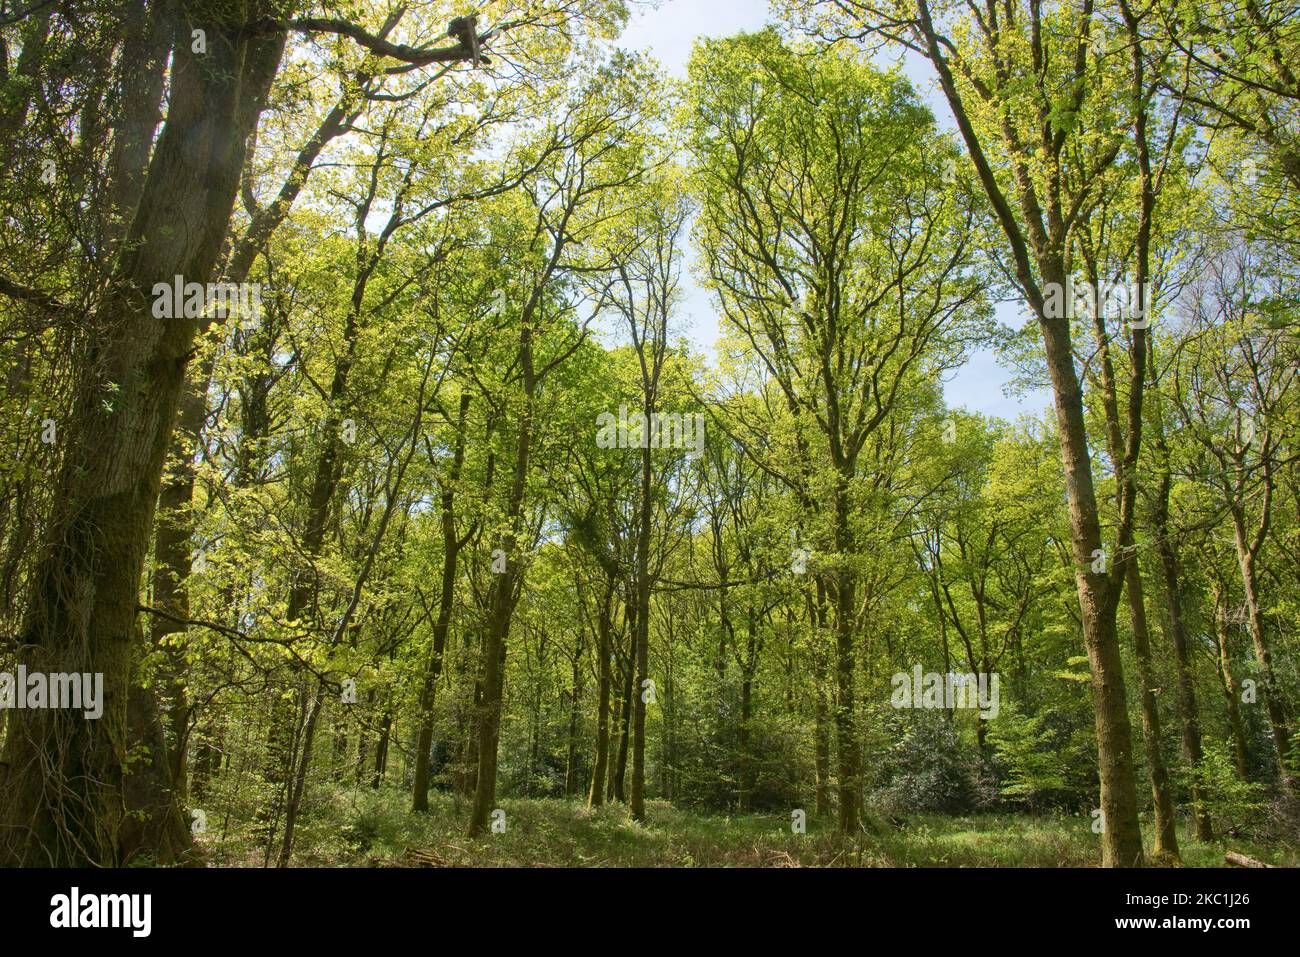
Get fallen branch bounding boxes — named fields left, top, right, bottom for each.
left=1224, top=850, right=1274, bottom=868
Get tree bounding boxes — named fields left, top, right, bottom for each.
left=795, top=0, right=1172, bottom=864
left=687, top=30, right=987, bottom=832
left=0, top=0, right=493, bottom=867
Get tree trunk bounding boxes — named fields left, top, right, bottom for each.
left=458, top=654, right=483, bottom=798
left=278, top=688, right=322, bottom=867
left=630, top=440, right=652, bottom=822
left=738, top=664, right=754, bottom=814
left=413, top=395, right=471, bottom=811
left=1148, top=356, right=1214, bottom=839
left=612, top=631, right=634, bottom=804
left=148, top=377, right=206, bottom=803
left=119, top=671, right=195, bottom=865
left=371, top=711, right=392, bottom=789
left=917, top=5, right=1145, bottom=864
left=1154, top=484, right=1213, bottom=839
left=831, top=485, right=861, bottom=834
left=0, top=21, right=285, bottom=866
left=1211, top=591, right=1251, bottom=779
left=1083, top=255, right=1174, bottom=859
left=1038, top=292, right=1143, bottom=867
left=810, top=582, right=832, bottom=817
left=1229, top=504, right=1293, bottom=783
left=467, top=327, right=535, bottom=835
left=1124, top=558, right=1179, bottom=859
left=564, top=650, right=583, bottom=796
left=0, top=5, right=53, bottom=152
left=589, top=581, right=614, bottom=808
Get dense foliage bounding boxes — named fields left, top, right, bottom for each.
left=0, top=0, right=1296, bottom=868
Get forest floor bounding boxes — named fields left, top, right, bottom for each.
left=207, top=790, right=1297, bottom=868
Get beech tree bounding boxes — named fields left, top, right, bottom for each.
left=686, top=29, right=989, bottom=832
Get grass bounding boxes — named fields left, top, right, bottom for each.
left=213, top=788, right=1296, bottom=868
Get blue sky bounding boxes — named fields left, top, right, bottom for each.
left=616, top=0, right=1052, bottom=423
